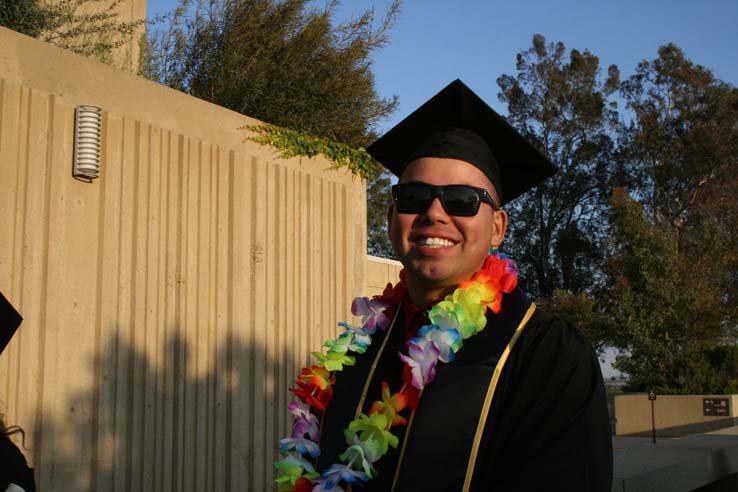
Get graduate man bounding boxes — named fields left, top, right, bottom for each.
left=286, top=80, right=612, bottom=492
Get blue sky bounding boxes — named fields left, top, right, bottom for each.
left=148, top=0, right=738, bottom=132
left=145, top=0, right=738, bottom=377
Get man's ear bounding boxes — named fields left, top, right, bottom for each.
left=490, top=209, right=508, bottom=248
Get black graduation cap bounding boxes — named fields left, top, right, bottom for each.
left=366, top=79, right=557, bottom=205
left=0, top=292, right=23, bottom=356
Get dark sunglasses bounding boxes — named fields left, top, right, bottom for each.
left=391, top=182, right=498, bottom=217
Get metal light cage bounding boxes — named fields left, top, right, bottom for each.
left=73, top=105, right=102, bottom=181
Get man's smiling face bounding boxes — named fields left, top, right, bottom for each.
left=388, top=157, right=507, bottom=305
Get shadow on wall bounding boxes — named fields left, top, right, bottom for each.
left=33, top=329, right=293, bottom=492
left=621, top=418, right=738, bottom=439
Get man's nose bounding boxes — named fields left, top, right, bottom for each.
left=424, top=197, right=450, bottom=222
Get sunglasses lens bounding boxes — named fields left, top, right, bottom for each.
left=392, top=183, right=483, bottom=216
left=441, top=185, right=480, bottom=216
left=393, top=183, right=433, bottom=213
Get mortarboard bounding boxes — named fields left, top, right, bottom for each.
left=0, top=292, right=22, bottom=356
left=366, top=79, right=558, bottom=205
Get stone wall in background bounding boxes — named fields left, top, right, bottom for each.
left=0, top=26, right=367, bottom=491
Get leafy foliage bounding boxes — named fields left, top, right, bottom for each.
left=606, top=189, right=688, bottom=388
left=619, top=44, right=738, bottom=227
left=366, top=170, right=395, bottom=258
left=657, top=345, right=738, bottom=395
left=496, top=34, right=620, bottom=302
left=143, top=0, right=399, bottom=148
left=0, top=0, right=146, bottom=68
left=496, top=37, right=738, bottom=389
left=0, top=0, right=52, bottom=37
left=552, top=289, right=612, bottom=354
left=244, top=124, right=376, bottom=178
left=607, top=45, right=738, bottom=392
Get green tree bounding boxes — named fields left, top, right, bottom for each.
left=607, top=189, right=690, bottom=389
left=0, top=0, right=52, bottom=37
left=553, top=289, right=612, bottom=354
left=143, top=0, right=399, bottom=148
left=1, top=0, right=146, bottom=67
left=619, top=44, right=738, bottom=228
left=366, top=170, right=395, bottom=258
left=608, top=45, right=738, bottom=391
left=496, top=34, right=619, bottom=311
left=142, top=0, right=399, bottom=256
left=665, top=345, right=738, bottom=395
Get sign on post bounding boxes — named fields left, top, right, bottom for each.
left=703, top=398, right=730, bottom=417
left=649, top=390, right=657, bottom=443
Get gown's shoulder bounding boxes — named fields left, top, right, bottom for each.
left=471, top=298, right=613, bottom=492
left=517, top=307, right=599, bottom=369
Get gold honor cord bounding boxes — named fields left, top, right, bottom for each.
left=390, top=400, right=419, bottom=491
left=462, top=303, right=537, bottom=492
left=347, top=307, right=401, bottom=492
left=354, top=306, right=402, bottom=418
left=317, top=306, right=401, bottom=472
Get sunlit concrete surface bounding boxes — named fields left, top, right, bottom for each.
left=612, top=425, right=738, bottom=491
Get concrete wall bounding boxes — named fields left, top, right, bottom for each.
left=365, top=255, right=403, bottom=297
left=0, top=26, right=366, bottom=491
left=614, top=394, right=738, bottom=436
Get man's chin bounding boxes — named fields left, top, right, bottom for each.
left=405, top=265, right=459, bottom=291
left=403, top=257, right=487, bottom=292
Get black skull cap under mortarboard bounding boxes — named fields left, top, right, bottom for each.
left=366, top=79, right=558, bottom=205
left=0, top=292, right=22, bottom=356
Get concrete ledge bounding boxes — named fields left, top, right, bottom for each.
left=612, top=427, right=738, bottom=491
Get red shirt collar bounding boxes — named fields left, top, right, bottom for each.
left=401, top=295, right=430, bottom=340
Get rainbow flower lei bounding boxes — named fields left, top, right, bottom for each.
left=275, top=252, right=518, bottom=492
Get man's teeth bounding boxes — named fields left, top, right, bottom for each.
left=417, top=237, right=454, bottom=248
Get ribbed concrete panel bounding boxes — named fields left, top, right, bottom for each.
left=0, top=27, right=367, bottom=491
left=366, top=255, right=404, bottom=296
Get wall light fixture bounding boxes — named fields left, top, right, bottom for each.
left=73, top=105, right=102, bottom=181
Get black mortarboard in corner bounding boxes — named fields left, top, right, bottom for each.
left=0, top=292, right=23, bottom=356
left=366, top=79, right=558, bottom=205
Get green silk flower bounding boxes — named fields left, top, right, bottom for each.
left=324, top=330, right=369, bottom=355
left=338, top=443, right=376, bottom=478
left=347, top=413, right=399, bottom=459
left=430, top=285, right=488, bottom=340
left=274, top=453, right=320, bottom=485
left=312, top=351, right=356, bottom=372
left=453, top=286, right=488, bottom=335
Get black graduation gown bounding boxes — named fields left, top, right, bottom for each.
left=318, top=287, right=612, bottom=491
left=0, top=432, right=36, bottom=492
